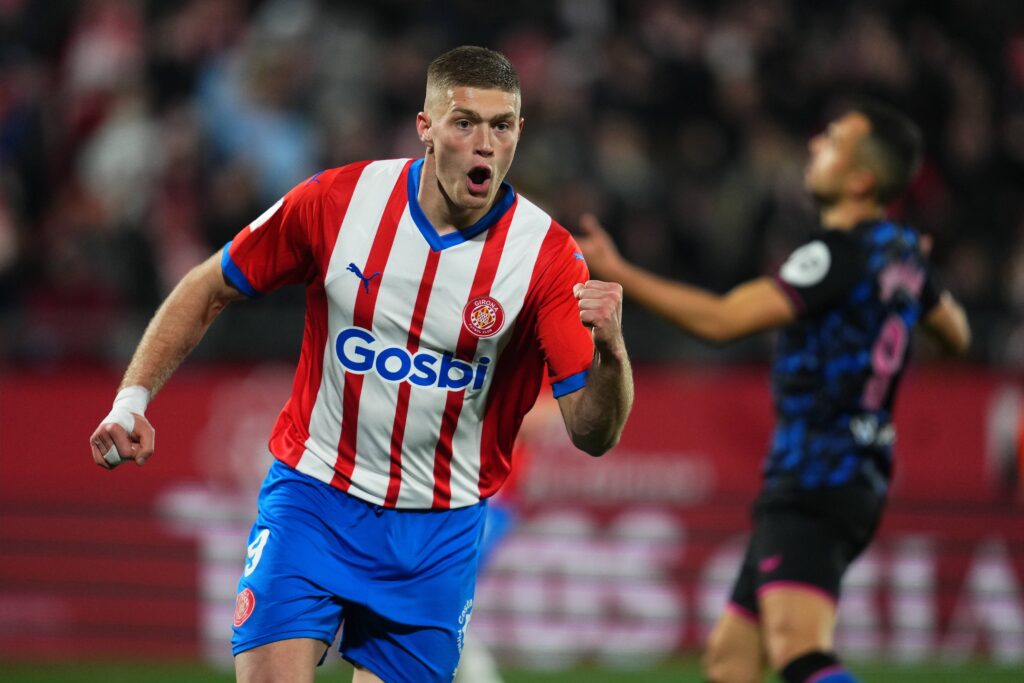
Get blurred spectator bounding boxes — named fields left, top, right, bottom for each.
left=0, top=0, right=1020, bottom=365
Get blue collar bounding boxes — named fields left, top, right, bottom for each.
left=406, top=157, right=517, bottom=251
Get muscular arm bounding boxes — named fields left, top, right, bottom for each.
left=90, top=251, right=246, bottom=468
left=576, top=214, right=795, bottom=344
left=121, top=252, right=247, bottom=395
left=613, top=264, right=795, bottom=343
left=556, top=281, right=634, bottom=456
left=923, top=290, right=971, bottom=355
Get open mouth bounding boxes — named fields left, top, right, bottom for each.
left=467, top=166, right=492, bottom=194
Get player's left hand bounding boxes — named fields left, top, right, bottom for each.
left=574, top=279, right=626, bottom=355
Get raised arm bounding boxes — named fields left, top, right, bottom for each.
left=555, top=280, right=634, bottom=456
left=923, top=290, right=971, bottom=355
left=576, top=214, right=796, bottom=344
left=88, top=252, right=247, bottom=469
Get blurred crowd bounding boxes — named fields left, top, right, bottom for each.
left=0, top=0, right=1021, bottom=365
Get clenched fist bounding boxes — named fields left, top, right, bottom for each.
left=574, top=279, right=626, bottom=355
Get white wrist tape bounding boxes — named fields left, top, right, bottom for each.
left=101, top=385, right=151, bottom=465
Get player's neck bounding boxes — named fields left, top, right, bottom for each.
left=819, top=199, right=886, bottom=231
left=417, top=155, right=492, bottom=234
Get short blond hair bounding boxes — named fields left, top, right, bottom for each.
left=425, top=46, right=520, bottom=104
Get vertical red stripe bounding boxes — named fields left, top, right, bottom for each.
left=270, top=162, right=372, bottom=467
left=319, top=162, right=375, bottom=273
left=477, top=220, right=560, bottom=497
left=384, top=249, right=442, bottom=506
left=273, top=284, right=329, bottom=468
left=332, top=161, right=414, bottom=490
left=431, top=202, right=518, bottom=508
left=475, top=319, right=544, bottom=497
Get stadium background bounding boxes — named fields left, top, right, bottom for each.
left=1, top=0, right=1023, bottom=680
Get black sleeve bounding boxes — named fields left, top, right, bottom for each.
left=772, top=231, right=863, bottom=317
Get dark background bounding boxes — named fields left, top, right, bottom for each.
left=0, top=0, right=1020, bottom=366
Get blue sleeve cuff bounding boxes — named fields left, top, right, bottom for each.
left=551, top=370, right=588, bottom=398
left=221, top=241, right=260, bottom=298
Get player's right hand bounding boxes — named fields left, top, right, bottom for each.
left=89, top=413, right=156, bottom=470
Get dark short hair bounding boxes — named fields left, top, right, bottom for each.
left=426, top=46, right=520, bottom=96
left=854, top=102, right=923, bottom=204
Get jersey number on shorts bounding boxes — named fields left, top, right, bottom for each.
left=244, top=529, right=270, bottom=577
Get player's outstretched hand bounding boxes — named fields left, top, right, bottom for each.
left=574, top=279, right=626, bottom=355
left=575, top=213, right=624, bottom=280
left=89, top=413, right=155, bottom=470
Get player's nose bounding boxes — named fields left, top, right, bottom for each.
left=475, top=127, right=495, bottom=156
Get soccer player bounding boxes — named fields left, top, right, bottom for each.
left=88, top=46, right=634, bottom=683
left=576, top=104, right=970, bottom=683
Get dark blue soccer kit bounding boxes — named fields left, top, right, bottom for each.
left=729, top=219, right=941, bottom=618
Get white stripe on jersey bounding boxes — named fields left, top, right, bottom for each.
left=392, top=222, right=487, bottom=508
left=348, top=205, right=439, bottom=505
left=297, top=159, right=407, bottom=486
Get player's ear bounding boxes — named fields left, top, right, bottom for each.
left=416, top=112, right=433, bottom=151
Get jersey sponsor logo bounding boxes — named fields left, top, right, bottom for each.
left=462, top=296, right=505, bottom=338
left=248, top=198, right=284, bottom=233
left=780, top=240, right=831, bottom=287
left=233, top=587, right=255, bottom=627
left=850, top=414, right=896, bottom=447
left=346, top=262, right=382, bottom=294
left=335, top=326, right=490, bottom=391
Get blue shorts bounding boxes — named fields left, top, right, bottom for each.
left=477, top=497, right=517, bottom=573
left=232, top=460, right=487, bottom=683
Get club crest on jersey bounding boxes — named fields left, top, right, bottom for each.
left=234, top=588, right=255, bottom=627
left=462, top=296, right=505, bottom=338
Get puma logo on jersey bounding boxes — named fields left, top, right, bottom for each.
left=348, top=262, right=382, bottom=294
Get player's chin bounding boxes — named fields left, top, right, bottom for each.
left=458, top=188, right=491, bottom=210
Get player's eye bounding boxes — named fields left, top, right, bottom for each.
left=495, top=122, right=510, bottom=132
left=456, top=120, right=472, bottom=130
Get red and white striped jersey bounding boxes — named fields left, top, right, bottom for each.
left=222, top=158, right=594, bottom=509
